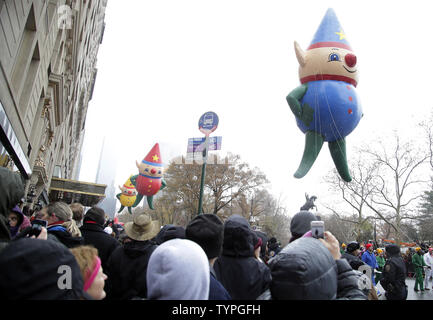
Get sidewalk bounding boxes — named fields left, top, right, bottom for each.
left=376, top=277, right=433, bottom=300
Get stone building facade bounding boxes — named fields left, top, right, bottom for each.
left=0, top=0, right=108, bottom=208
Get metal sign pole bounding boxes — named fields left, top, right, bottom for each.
left=197, top=135, right=209, bottom=215
left=197, top=111, right=218, bottom=216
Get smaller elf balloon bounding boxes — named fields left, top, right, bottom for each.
left=130, top=143, right=167, bottom=209
left=116, top=175, right=138, bottom=214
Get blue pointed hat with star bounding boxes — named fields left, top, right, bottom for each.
left=307, top=8, right=352, bottom=51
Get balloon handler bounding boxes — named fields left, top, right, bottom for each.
left=412, top=247, right=427, bottom=292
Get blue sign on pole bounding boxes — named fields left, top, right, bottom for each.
left=198, top=111, right=219, bottom=136
left=187, top=136, right=222, bottom=153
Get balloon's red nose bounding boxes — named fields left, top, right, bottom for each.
left=345, top=53, right=357, bottom=68
left=151, top=168, right=156, bottom=174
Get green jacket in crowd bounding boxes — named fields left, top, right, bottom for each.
left=377, top=255, right=386, bottom=270
left=412, top=252, right=426, bottom=270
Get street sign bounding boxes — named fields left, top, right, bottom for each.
left=197, top=111, right=219, bottom=215
left=198, top=111, right=219, bottom=136
left=187, top=136, right=222, bottom=153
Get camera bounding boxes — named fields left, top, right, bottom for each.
left=311, top=220, right=324, bottom=239
left=32, top=219, right=48, bottom=228
left=14, top=224, right=43, bottom=239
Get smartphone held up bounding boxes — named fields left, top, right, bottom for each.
left=311, top=221, right=324, bottom=239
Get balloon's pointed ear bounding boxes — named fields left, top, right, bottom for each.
left=136, top=160, right=140, bottom=169
left=294, top=41, right=306, bottom=67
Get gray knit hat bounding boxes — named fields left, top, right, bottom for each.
left=290, top=211, right=320, bottom=239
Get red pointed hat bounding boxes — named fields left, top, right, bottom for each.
left=142, top=143, right=163, bottom=167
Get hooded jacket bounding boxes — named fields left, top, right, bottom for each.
left=0, top=168, right=24, bottom=245
left=213, top=215, right=271, bottom=300
left=105, top=239, right=158, bottom=300
left=258, top=237, right=366, bottom=300
left=8, top=206, right=25, bottom=238
left=209, top=267, right=231, bottom=300
left=147, top=239, right=210, bottom=300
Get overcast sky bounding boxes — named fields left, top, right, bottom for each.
left=79, top=0, right=433, bottom=219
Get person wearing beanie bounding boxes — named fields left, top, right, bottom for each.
left=185, top=213, right=231, bottom=300
left=412, top=247, right=427, bottom=292
left=40, top=201, right=84, bottom=248
left=147, top=238, right=210, bottom=300
left=80, top=206, right=120, bottom=273
left=213, top=214, right=271, bottom=300
left=257, top=232, right=366, bottom=300
left=70, top=245, right=108, bottom=300
left=0, top=238, right=91, bottom=299
left=341, top=241, right=367, bottom=270
left=289, top=210, right=320, bottom=243
left=0, top=167, right=24, bottom=248
left=423, top=248, right=433, bottom=290
left=380, top=244, right=408, bottom=300
left=154, top=224, right=185, bottom=244
left=361, top=243, right=378, bottom=286
left=105, top=208, right=160, bottom=300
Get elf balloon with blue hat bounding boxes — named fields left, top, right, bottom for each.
left=286, top=8, right=362, bottom=182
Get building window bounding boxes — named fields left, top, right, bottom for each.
left=53, top=165, right=62, bottom=178
left=19, top=42, right=41, bottom=113
left=10, top=4, right=37, bottom=100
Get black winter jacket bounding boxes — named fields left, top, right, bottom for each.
left=380, top=246, right=407, bottom=300
left=47, top=226, right=84, bottom=248
left=214, top=215, right=271, bottom=300
left=257, top=237, right=367, bottom=300
left=105, top=239, right=158, bottom=300
left=80, top=222, right=120, bottom=271
left=341, top=252, right=367, bottom=270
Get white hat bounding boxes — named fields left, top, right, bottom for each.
left=104, top=226, right=113, bottom=234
